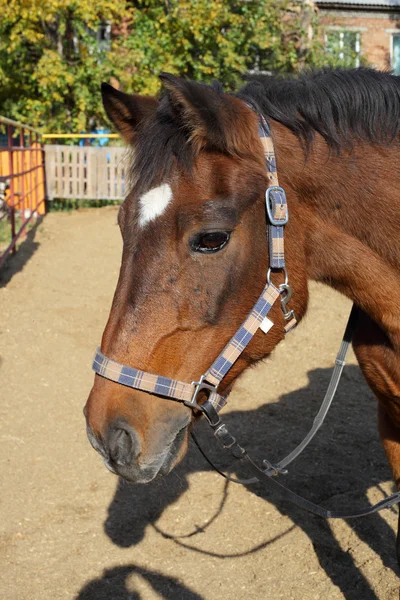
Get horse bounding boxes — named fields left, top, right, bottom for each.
left=84, top=68, right=400, bottom=558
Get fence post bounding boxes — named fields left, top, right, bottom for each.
left=7, top=125, right=16, bottom=255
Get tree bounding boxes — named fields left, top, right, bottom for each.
left=0, top=0, right=328, bottom=131
left=0, top=0, right=130, bottom=131
left=121, top=0, right=324, bottom=94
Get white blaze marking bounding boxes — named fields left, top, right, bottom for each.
left=138, top=183, right=173, bottom=227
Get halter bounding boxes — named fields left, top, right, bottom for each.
left=92, top=110, right=400, bottom=519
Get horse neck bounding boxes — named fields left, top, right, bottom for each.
left=271, top=122, right=400, bottom=346
left=272, top=122, right=399, bottom=263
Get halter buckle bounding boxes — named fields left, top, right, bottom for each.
left=265, top=186, right=289, bottom=226
left=187, top=375, right=217, bottom=408
left=263, top=459, right=288, bottom=477
left=187, top=375, right=221, bottom=426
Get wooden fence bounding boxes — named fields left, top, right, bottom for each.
left=44, top=145, right=129, bottom=201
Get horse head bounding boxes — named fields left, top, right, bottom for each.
left=84, top=74, right=307, bottom=483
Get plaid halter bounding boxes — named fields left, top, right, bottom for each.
left=93, top=281, right=280, bottom=420
left=92, top=112, right=295, bottom=419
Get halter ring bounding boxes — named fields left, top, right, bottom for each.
left=267, top=266, right=289, bottom=286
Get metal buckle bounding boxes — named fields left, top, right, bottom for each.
left=187, top=374, right=218, bottom=411
left=265, top=186, right=289, bottom=226
left=263, top=459, right=288, bottom=476
left=214, top=423, right=236, bottom=449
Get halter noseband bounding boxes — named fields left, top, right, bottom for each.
left=92, top=108, right=400, bottom=519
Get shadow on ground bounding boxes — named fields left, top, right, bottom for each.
left=0, top=215, right=43, bottom=287
left=76, top=564, right=204, bottom=600
left=79, top=365, right=399, bottom=600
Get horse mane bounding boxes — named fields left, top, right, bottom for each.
left=238, top=67, right=400, bottom=151
left=131, top=68, right=400, bottom=194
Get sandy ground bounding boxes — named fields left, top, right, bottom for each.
left=0, top=206, right=398, bottom=600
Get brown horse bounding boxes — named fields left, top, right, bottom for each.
left=84, top=68, right=400, bottom=545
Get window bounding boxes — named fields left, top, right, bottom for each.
left=325, top=30, right=361, bottom=68
left=392, top=35, right=400, bottom=75
left=97, top=21, right=111, bottom=50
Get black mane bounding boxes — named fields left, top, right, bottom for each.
left=132, top=68, right=400, bottom=194
left=132, top=93, right=196, bottom=196
left=238, top=67, right=400, bottom=151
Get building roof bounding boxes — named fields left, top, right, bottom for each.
left=317, top=0, right=400, bottom=6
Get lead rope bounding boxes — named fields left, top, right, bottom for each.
left=190, top=303, right=400, bottom=518
left=268, top=303, right=359, bottom=474
left=190, top=304, right=358, bottom=486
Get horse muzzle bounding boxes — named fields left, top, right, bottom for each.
left=86, top=416, right=190, bottom=483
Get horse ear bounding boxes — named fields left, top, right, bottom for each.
left=159, top=73, right=257, bottom=155
left=101, top=83, right=158, bottom=144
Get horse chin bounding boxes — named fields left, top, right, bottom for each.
left=158, top=423, right=189, bottom=475
left=105, top=421, right=189, bottom=484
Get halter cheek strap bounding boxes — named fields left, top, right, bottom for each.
left=259, top=113, right=297, bottom=332
left=259, top=113, right=288, bottom=269
left=91, top=111, right=400, bottom=519
left=93, top=113, right=291, bottom=415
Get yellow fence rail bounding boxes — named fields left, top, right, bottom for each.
left=42, top=133, right=120, bottom=139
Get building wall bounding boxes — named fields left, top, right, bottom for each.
left=319, top=9, right=400, bottom=69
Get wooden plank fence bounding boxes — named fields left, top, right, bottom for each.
left=44, top=145, right=129, bottom=201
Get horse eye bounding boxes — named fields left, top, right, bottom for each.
left=191, top=231, right=231, bottom=254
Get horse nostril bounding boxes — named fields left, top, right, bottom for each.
left=107, top=424, right=140, bottom=466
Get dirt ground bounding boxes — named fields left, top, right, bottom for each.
left=0, top=206, right=398, bottom=600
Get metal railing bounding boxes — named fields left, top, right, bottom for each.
left=42, top=133, right=119, bottom=140
left=0, top=116, right=46, bottom=269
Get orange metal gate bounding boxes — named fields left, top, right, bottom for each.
left=0, top=116, right=46, bottom=269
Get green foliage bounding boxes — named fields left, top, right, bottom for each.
left=0, top=0, right=350, bottom=132
left=123, top=0, right=309, bottom=94
left=0, top=215, right=34, bottom=247
left=0, top=0, right=129, bottom=131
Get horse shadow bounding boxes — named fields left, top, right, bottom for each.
left=76, top=564, right=203, bottom=600
left=91, top=365, right=399, bottom=600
